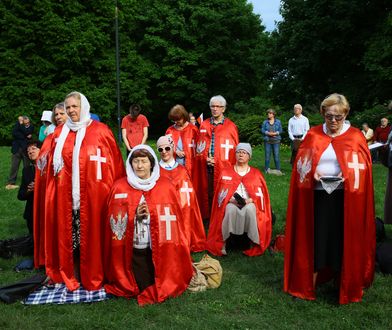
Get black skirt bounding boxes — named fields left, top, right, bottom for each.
left=314, top=189, right=344, bottom=272
left=132, top=247, right=155, bottom=292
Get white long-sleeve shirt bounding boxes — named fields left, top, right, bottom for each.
left=288, top=115, right=310, bottom=141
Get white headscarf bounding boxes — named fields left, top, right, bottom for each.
left=53, top=92, right=92, bottom=210
left=126, top=144, right=160, bottom=191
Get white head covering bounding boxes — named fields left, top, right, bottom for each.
left=52, top=92, right=92, bottom=210
left=126, top=144, right=160, bottom=191
left=41, top=110, right=52, bottom=122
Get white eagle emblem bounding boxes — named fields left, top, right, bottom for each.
left=37, top=152, right=48, bottom=175
left=196, top=141, right=206, bottom=154
left=217, top=188, right=229, bottom=207
left=297, top=156, right=312, bottom=183
left=110, top=213, right=128, bottom=240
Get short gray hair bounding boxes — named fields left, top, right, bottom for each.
left=209, top=95, right=227, bottom=108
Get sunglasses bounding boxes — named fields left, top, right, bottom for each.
left=158, top=146, right=171, bottom=152
left=325, top=114, right=345, bottom=122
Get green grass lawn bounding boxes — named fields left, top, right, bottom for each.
left=1, top=144, right=392, bottom=329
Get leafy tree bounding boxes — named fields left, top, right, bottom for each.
left=268, top=0, right=392, bottom=112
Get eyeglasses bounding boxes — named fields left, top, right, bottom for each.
left=210, top=105, right=224, bottom=109
left=158, top=146, right=171, bottom=152
left=325, top=114, right=345, bottom=122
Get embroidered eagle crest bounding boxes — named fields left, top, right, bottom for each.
left=196, top=141, right=206, bottom=154
left=37, top=152, right=48, bottom=175
left=217, top=188, right=228, bottom=207
left=297, top=156, right=312, bottom=183
left=110, top=213, right=128, bottom=240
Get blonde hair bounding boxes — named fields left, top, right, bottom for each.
left=320, top=93, right=350, bottom=116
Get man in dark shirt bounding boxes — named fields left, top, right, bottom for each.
left=6, top=116, right=34, bottom=189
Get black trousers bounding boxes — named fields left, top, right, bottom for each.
left=132, top=247, right=155, bottom=292
left=314, top=189, right=344, bottom=272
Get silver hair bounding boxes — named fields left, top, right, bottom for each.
left=209, top=95, right=227, bottom=108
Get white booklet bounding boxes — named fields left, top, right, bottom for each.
left=369, top=142, right=386, bottom=150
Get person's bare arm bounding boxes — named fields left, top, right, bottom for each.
left=121, top=128, right=131, bottom=151
left=141, top=126, right=148, bottom=144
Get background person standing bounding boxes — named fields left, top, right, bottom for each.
left=261, top=109, right=283, bottom=175
left=121, top=104, right=149, bottom=155
left=288, top=104, right=310, bottom=165
left=6, top=116, right=34, bottom=190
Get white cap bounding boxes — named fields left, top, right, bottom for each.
left=41, top=110, right=52, bottom=122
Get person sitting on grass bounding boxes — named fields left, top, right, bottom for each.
left=206, top=143, right=273, bottom=256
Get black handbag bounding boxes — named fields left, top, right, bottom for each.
left=0, top=273, right=47, bottom=304
left=0, top=235, right=33, bottom=259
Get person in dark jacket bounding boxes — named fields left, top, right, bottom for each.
left=6, top=116, right=34, bottom=189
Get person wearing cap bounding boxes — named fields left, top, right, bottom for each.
left=156, top=135, right=206, bottom=252
left=165, top=104, right=199, bottom=178
left=104, top=145, right=193, bottom=305
left=206, top=143, right=272, bottom=257
left=39, top=91, right=125, bottom=292
left=261, top=108, right=283, bottom=175
left=5, top=115, right=34, bottom=190
left=194, top=95, right=239, bottom=219
left=288, top=104, right=310, bottom=165
left=38, top=110, right=53, bottom=142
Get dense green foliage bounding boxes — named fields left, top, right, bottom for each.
left=269, top=0, right=392, bottom=112
left=1, top=145, right=392, bottom=329
left=0, top=0, right=269, bottom=143
left=1, top=0, right=391, bottom=146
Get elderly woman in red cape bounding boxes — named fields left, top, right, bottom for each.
left=207, top=143, right=272, bottom=256
left=40, top=92, right=125, bottom=291
left=284, top=93, right=375, bottom=304
left=33, top=102, right=67, bottom=268
left=104, top=145, right=193, bottom=305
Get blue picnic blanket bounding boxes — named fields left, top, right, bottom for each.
left=24, top=283, right=108, bottom=305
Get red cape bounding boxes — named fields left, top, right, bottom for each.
left=43, top=121, right=125, bottom=291
left=284, top=125, right=375, bottom=304
left=166, top=124, right=199, bottom=178
left=103, top=176, right=193, bottom=305
left=193, top=118, right=239, bottom=218
left=33, top=133, right=55, bottom=268
left=207, top=166, right=272, bottom=256
left=160, top=164, right=206, bottom=252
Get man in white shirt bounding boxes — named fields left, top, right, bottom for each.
left=288, top=104, right=310, bottom=165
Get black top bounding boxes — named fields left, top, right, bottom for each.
left=17, top=163, right=35, bottom=226
left=11, top=123, right=34, bottom=154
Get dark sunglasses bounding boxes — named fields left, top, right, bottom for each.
left=158, top=146, right=171, bottom=152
